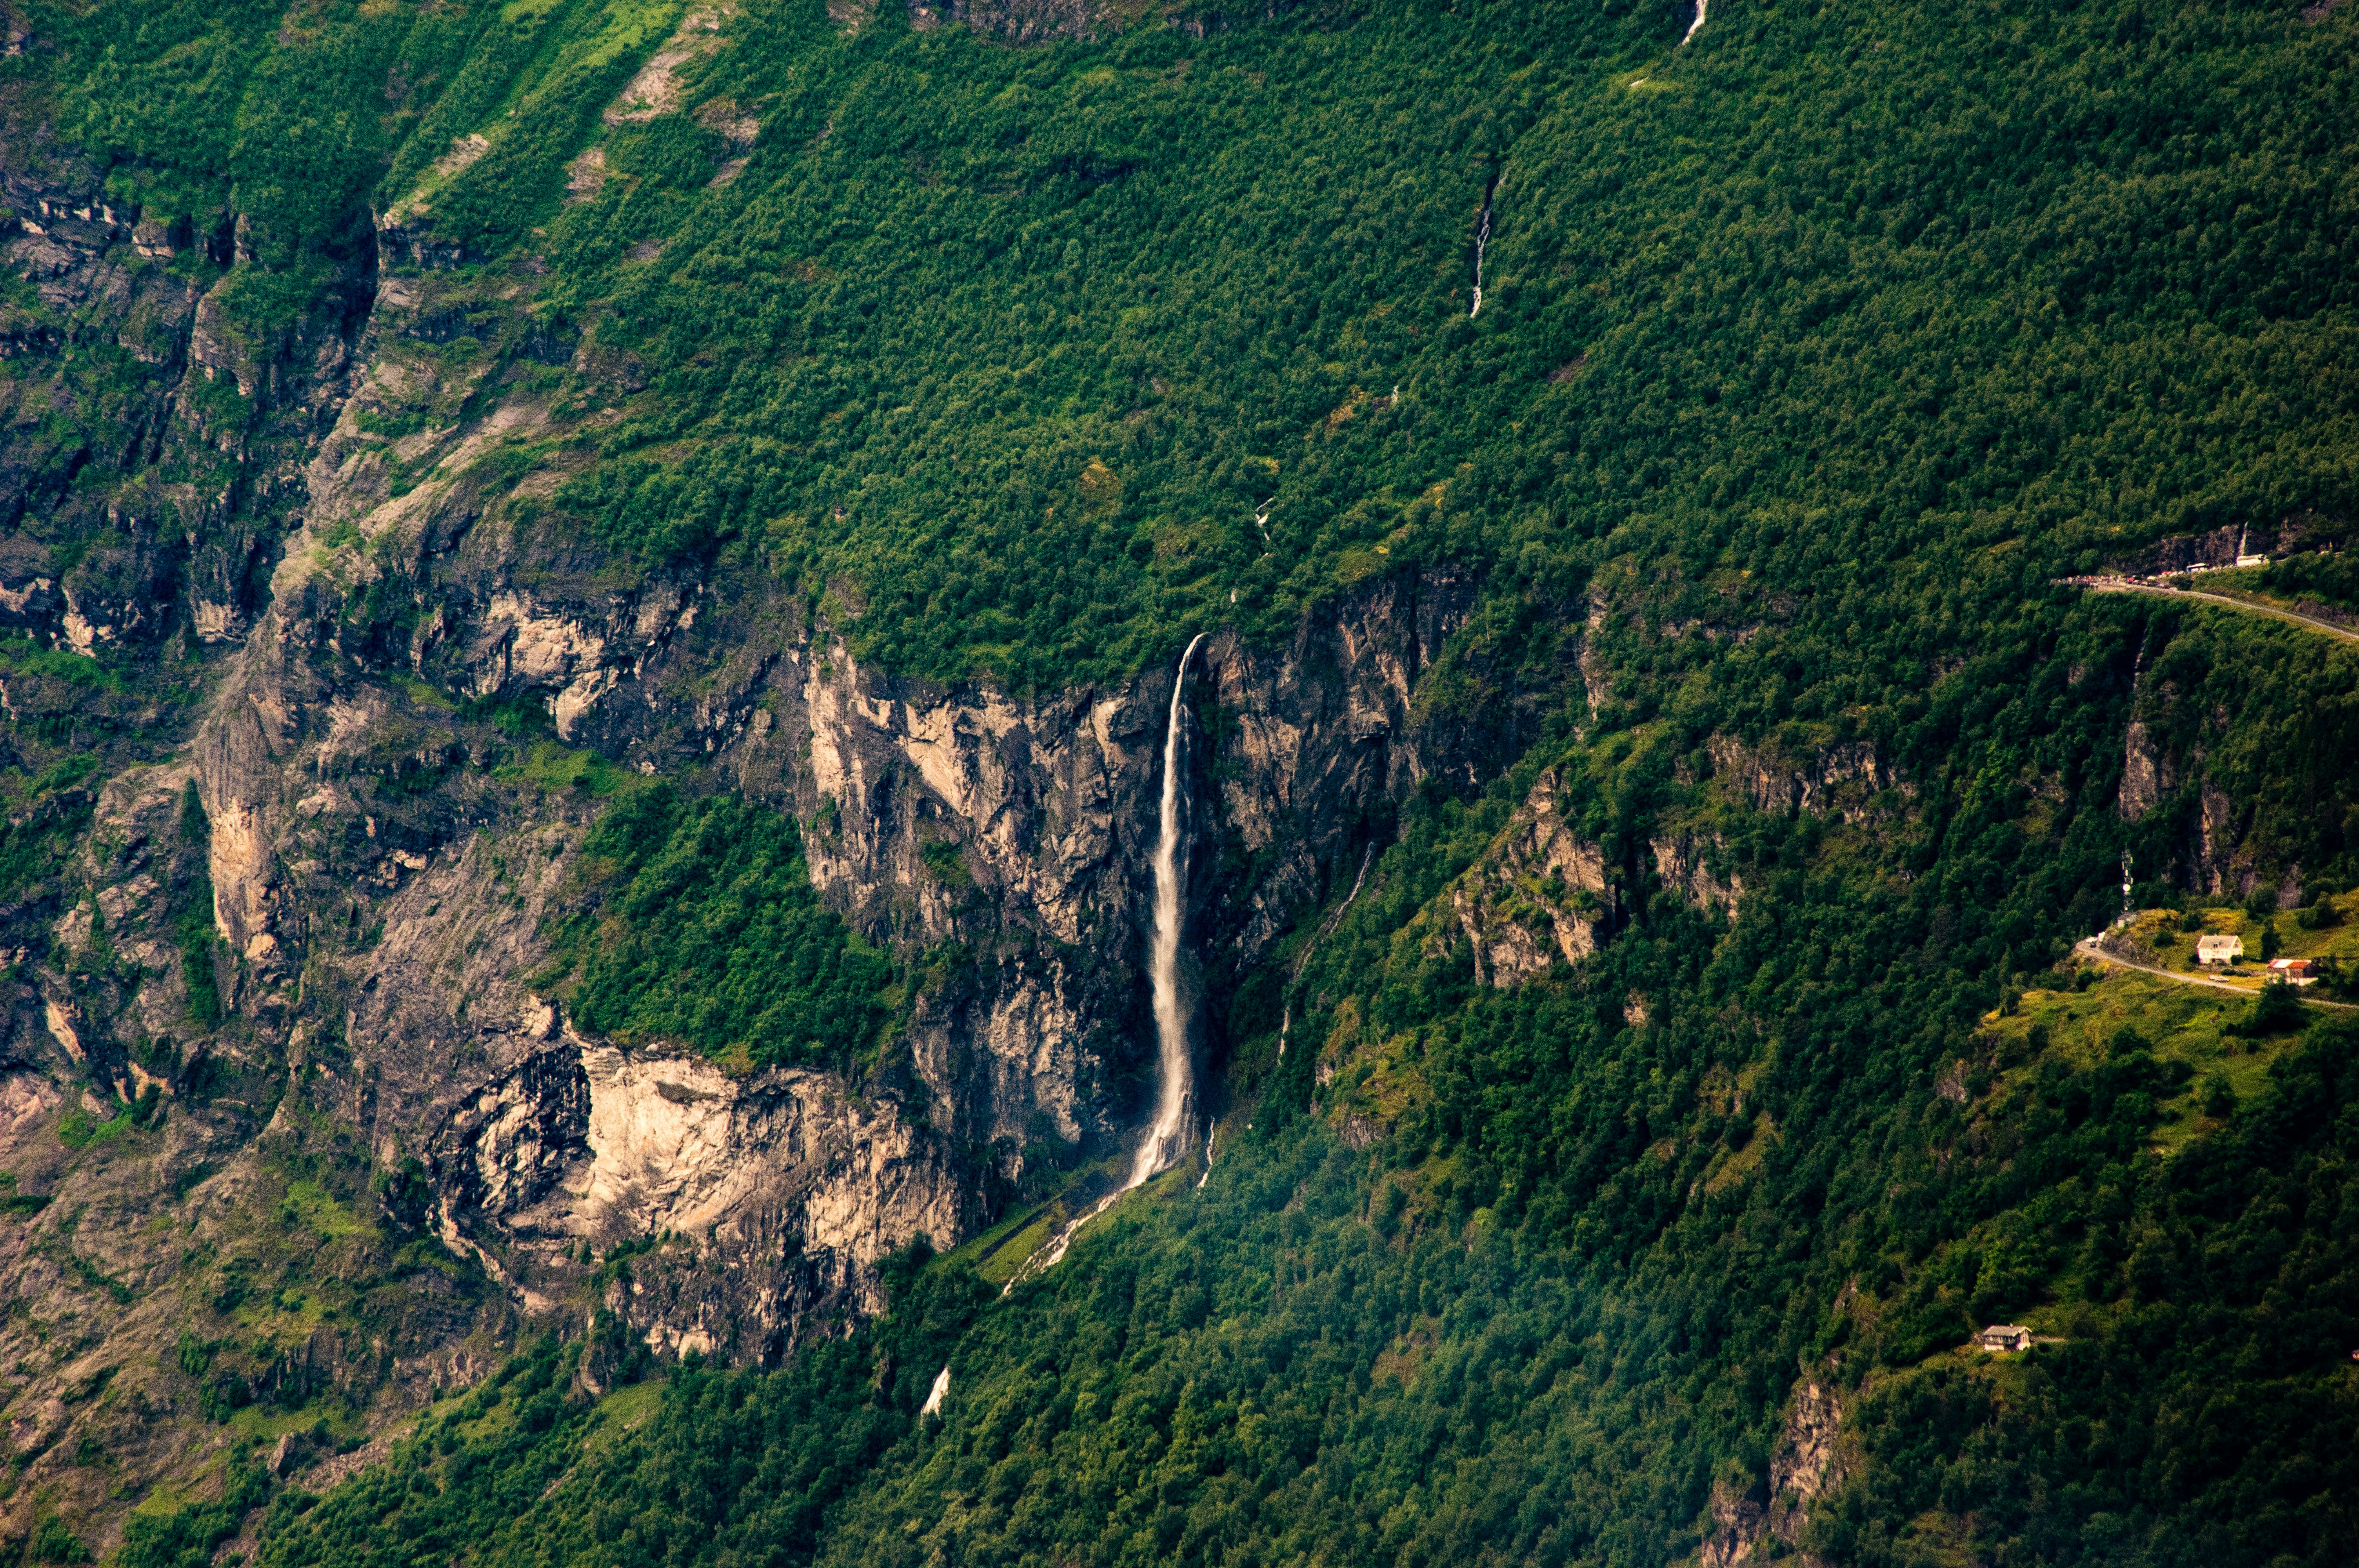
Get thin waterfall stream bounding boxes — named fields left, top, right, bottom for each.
left=1468, top=174, right=1501, bottom=317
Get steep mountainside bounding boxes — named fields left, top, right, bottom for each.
left=0, top=2, right=2353, bottom=1566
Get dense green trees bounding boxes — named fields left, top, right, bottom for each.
left=25, top=0, right=2358, bottom=1561
left=246, top=1004, right=2359, bottom=1568
left=487, top=0, right=2355, bottom=698
left=21, top=0, right=2354, bottom=693
left=544, top=785, right=892, bottom=1068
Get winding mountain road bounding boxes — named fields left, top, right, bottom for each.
left=2080, top=578, right=2359, bottom=646
left=2074, top=936, right=2356, bottom=1011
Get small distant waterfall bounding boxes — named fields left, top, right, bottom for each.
left=1128, top=633, right=1206, bottom=1189
left=1468, top=175, right=1502, bottom=318
left=1681, top=0, right=1708, bottom=44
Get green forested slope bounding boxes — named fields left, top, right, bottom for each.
left=19, top=0, right=2358, bottom=1564
left=28, top=0, right=2352, bottom=692
left=542, top=784, right=895, bottom=1067
left=216, top=969, right=2359, bottom=1568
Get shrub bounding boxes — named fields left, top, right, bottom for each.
left=27, top=1517, right=91, bottom=1564
left=2229, top=981, right=2306, bottom=1038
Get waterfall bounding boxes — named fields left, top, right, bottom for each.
left=1128, top=633, right=1206, bottom=1189
left=997, top=636, right=1209, bottom=1294
left=1681, top=0, right=1708, bottom=44
left=1468, top=175, right=1501, bottom=318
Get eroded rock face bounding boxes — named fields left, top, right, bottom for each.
left=1447, top=767, right=1614, bottom=988
left=0, top=159, right=349, bottom=661
left=917, top=0, right=1120, bottom=43
left=2120, top=717, right=2168, bottom=821
left=1705, top=734, right=1905, bottom=823
left=171, top=543, right=1483, bottom=1360
left=1434, top=767, right=1743, bottom=992
left=134, top=243, right=1498, bottom=1377
left=2118, top=663, right=2290, bottom=899
left=1699, top=1376, right=1849, bottom=1568
left=1650, top=830, right=1743, bottom=921
left=431, top=1032, right=967, bottom=1356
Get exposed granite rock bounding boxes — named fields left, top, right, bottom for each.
left=2119, top=717, right=2167, bottom=820
left=1705, top=734, right=1905, bottom=823
left=1424, top=758, right=1756, bottom=994
left=1697, top=1375, right=1850, bottom=1567
left=1444, top=766, right=1613, bottom=989
left=1650, top=829, right=1743, bottom=920
left=429, top=1028, right=969, bottom=1357
left=911, top=0, right=1125, bottom=42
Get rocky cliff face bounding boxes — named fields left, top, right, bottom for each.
left=0, top=189, right=1521, bottom=1539
left=0, top=143, right=363, bottom=665
left=1430, top=763, right=1747, bottom=993
left=2116, top=648, right=2314, bottom=906
left=1696, top=1375, right=1850, bottom=1568
left=0, top=47, right=1861, bottom=1548
left=1703, top=733, right=1906, bottom=824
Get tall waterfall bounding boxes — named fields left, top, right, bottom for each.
left=1127, top=633, right=1206, bottom=1189
left=999, top=635, right=1209, bottom=1292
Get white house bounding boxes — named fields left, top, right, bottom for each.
left=2196, top=934, right=2243, bottom=966
left=1979, top=1324, right=2033, bottom=1354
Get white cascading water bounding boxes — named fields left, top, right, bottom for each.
left=1001, top=635, right=1208, bottom=1291
left=1468, top=176, right=1500, bottom=318
left=1127, top=633, right=1207, bottom=1188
